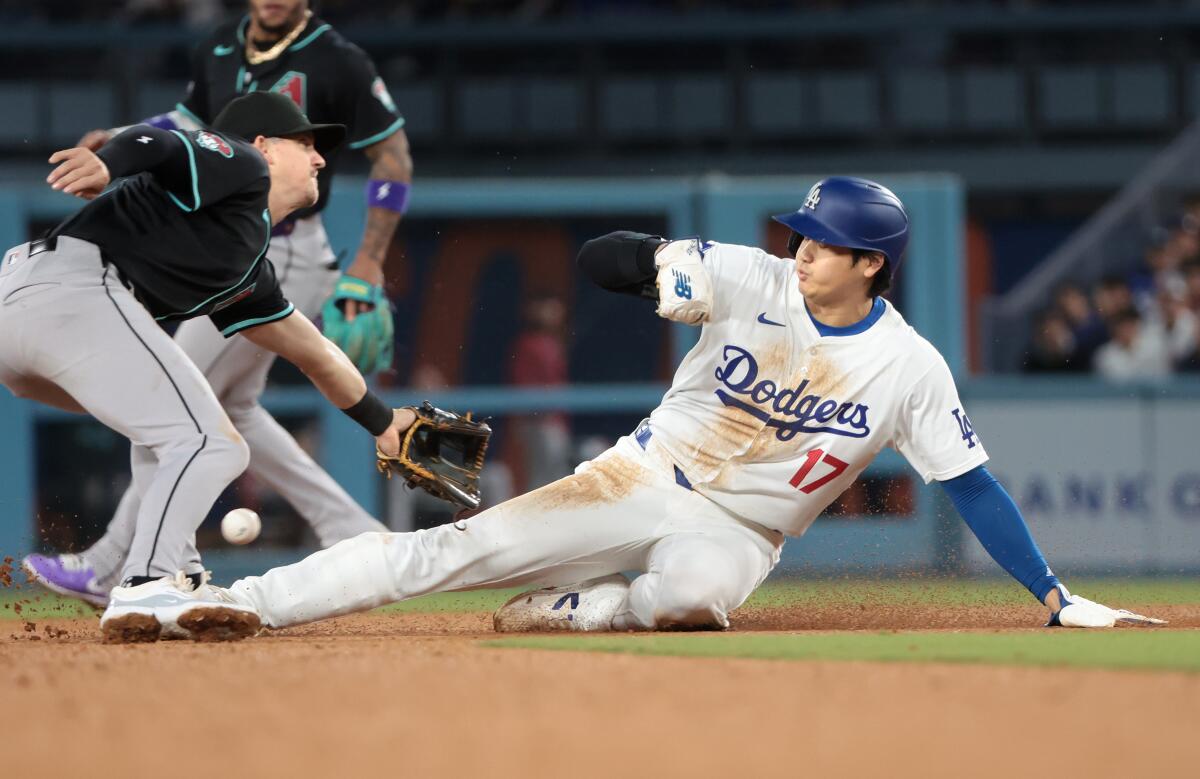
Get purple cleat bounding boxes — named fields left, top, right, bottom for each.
left=21, top=553, right=110, bottom=608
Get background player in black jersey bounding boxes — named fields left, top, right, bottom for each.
left=24, top=0, right=412, bottom=606
left=1, top=92, right=415, bottom=642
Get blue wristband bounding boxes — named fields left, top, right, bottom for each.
left=367, top=180, right=410, bottom=214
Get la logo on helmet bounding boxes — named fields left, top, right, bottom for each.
left=804, top=185, right=821, bottom=210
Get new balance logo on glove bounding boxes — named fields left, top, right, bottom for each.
left=655, top=238, right=713, bottom=325
left=673, top=269, right=693, bottom=300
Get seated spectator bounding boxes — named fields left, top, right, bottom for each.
left=1150, top=229, right=1194, bottom=300
left=1093, top=275, right=1135, bottom=323
left=1183, top=260, right=1200, bottom=313
left=1024, top=310, right=1086, bottom=373
left=1052, top=282, right=1105, bottom=369
left=1093, top=308, right=1172, bottom=382
left=1150, top=289, right=1199, bottom=368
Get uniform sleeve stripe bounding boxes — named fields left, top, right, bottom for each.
left=289, top=24, right=331, bottom=52
left=174, top=102, right=207, bottom=128
left=348, top=117, right=406, bottom=150
left=166, top=130, right=201, bottom=212
left=166, top=192, right=191, bottom=212
left=220, top=302, right=295, bottom=337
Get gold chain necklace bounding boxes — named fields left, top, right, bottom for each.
left=245, top=10, right=312, bottom=66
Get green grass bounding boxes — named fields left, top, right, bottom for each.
left=4, top=576, right=1198, bottom=622
left=0, top=591, right=98, bottom=620
left=485, top=630, right=1200, bottom=673
left=740, top=577, right=1200, bottom=608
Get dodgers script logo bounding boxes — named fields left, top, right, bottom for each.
left=714, top=345, right=870, bottom=440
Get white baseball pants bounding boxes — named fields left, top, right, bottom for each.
left=82, top=216, right=386, bottom=583
left=230, top=434, right=783, bottom=630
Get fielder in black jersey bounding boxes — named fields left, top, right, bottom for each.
left=22, top=0, right=407, bottom=611
left=79, top=0, right=413, bottom=372
left=1, top=92, right=417, bottom=643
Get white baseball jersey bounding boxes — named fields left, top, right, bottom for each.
left=642, top=241, right=988, bottom=537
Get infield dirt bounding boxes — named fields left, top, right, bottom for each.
left=2, top=605, right=1197, bottom=779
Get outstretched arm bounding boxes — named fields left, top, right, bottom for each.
left=241, top=311, right=414, bottom=455
left=940, top=465, right=1061, bottom=608
left=941, top=465, right=1163, bottom=626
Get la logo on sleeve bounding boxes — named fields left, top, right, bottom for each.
left=951, top=408, right=977, bottom=449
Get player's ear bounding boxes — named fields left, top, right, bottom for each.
left=252, top=135, right=272, bottom=159
left=860, top=251, right=885, bottom=279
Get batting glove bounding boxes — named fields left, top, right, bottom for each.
left=654, top=238, right=712, bottom=325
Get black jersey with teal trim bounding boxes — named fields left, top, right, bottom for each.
left=52, top=127, right=292, bottom=337
left=178, top=14, right=405, bottom=216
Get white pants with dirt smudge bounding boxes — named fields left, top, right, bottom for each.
left=229, top=435, right=783, bottom=630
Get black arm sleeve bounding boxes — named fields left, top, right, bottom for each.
left=96, top=126, right=182, bottom=179
left=576, top=231, right=666, bottom=297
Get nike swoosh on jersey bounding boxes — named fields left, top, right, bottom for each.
left=213, top=44, right=235, bottom=56
left=756, top=313, right=785, bottom=327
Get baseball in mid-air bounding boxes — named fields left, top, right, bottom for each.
left=221, top=508, right=261, bottom=545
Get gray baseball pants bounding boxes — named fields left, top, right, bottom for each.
left=82, top=215, right=386, bottom=584
left=0, top=236, right=249, bottom=581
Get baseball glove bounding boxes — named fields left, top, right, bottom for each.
left=321, top=274, right=395, bottom=375
left=376, top=401, right=492, bottom=509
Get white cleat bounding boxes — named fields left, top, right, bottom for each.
left=100, top=572, right=260, bottom=644
left=176, top=579, right=262, bottom=643
left=493, top=574, right=629, bottom=633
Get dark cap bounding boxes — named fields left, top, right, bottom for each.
left=211, top=92, right=345, bottom=156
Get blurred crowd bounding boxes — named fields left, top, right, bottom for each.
left=9, top=0, right=1200, bottom=27
left=1025, top=199, right=1200, bottom=380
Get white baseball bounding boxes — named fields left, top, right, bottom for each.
left=221, top=508, right=261, bottom=545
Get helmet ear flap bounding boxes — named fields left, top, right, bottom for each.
left=787, top=232, right=802, bottom=257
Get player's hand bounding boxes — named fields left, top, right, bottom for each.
left=375, top=407, right=417, bottom=458
left=654, top=238, right=713, bottom=325
left=47, top=147, right=111, bottom=200
left=77, top=129, right=114, bottom=152
left=1046, top=590, right=1167, bottom=628
left=341, top=254, right=385, bottom=322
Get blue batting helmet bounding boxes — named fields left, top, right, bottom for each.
left=771, top=176, right=909, bottom=265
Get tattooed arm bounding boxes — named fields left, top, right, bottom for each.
left=343, top=128, right=413, bottom=303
